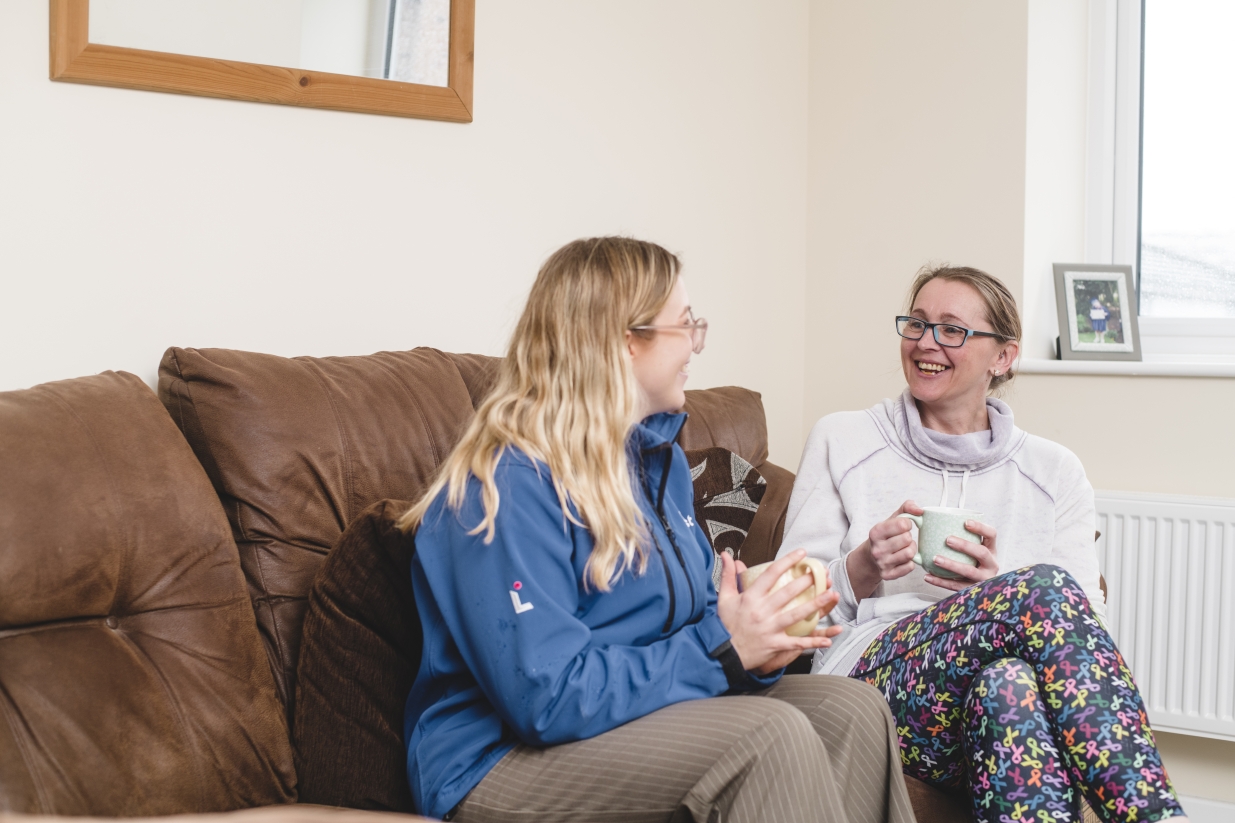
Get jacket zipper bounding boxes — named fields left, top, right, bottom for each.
left=642, top=444, right=697, bottom=634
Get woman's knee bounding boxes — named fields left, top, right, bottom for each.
left=974, top=657, right=1028, bottom=684
left=747, top=695, right=818, bottom=737
left=775, top=673, right=894, bottom=722
left=968, top=657, right=1038, bottom=710
left=834, top=675, right=896, bottom=720
left=1024, top=563, right=1080, bottom=591
left=731, top=696, right=829, bottom=766
left=800, top=675, right=898, bottom=743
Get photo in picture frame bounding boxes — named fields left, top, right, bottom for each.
left=1052, top=263, right=1142, bottom=361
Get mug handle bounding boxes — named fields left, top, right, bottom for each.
left=799, top=557, right=829, bottom=599
left=896, top=513, right=924, bottom=566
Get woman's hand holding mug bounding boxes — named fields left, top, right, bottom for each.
left=846, top=500, right=923, bottom=600
left=847, top=500, right=1000, bottom=599
left=925, top=517, right=999, bottom=592
left=716, top=549, right=841, bottom=675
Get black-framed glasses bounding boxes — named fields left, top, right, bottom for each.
left=895, top=316, right=1006, bottom=348
left=630, top=311, right=709, bottom=354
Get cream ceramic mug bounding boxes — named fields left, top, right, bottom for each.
left=738, top=557, right=830, bottom=636
left=896, top=506, right=982, bottom=580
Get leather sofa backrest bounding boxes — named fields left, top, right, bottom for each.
left=158, top=348, right=477, bottom=716
left=0, top=372, right=295, bottom=815
left=679, top=385, right=770, bottom=469
left=158, top=347, right=785, bottom=716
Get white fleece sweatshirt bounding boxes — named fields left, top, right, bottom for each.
left=778, top=390, right=1105, bottom=677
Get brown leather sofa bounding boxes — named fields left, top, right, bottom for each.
left=0, top=346, right=969, bottom=823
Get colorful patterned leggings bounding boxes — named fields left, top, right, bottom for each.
left=850, top=564, right=1185, bottom=823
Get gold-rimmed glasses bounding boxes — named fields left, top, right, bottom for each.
left=630, top=312, right=709, bottom=354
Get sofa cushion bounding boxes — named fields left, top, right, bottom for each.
left=158, top=347, right=477, bottom=717
left=292, top=500, right=419, bottom=812
left=680, top=386, right=790, bottom=564
left=0, top=372, right=295, bottom=815
left=684, top=448, right=766, bottom=586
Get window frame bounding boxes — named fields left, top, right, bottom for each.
left=1085, top=0, right=1235, bottom=361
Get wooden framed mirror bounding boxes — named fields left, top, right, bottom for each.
left=49, top=0, right=474, bottom=121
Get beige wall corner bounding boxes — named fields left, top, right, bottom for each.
left=804, top=0, right=1030, bottom=442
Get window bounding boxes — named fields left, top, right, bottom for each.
left=1138, top=0, right=1235, bottom=318
left=1086, top=0, right=1235, bottom=364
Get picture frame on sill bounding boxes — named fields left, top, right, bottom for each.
left=1052, top=263, right=1142, bottom=361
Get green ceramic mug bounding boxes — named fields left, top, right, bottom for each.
left=896, top=506, right=982, bottom=580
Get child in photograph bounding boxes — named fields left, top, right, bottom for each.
left=1089, top=294, right=1110, bottom=343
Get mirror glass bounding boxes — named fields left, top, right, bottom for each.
left=90, top=0, right=451, bottom=85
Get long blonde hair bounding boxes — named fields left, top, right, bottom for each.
left=398, top=237, right=681, bottom=591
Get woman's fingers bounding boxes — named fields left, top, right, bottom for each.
left=965, top=520, right=999, bottom=554
left=965, top=519, right=997, bottom=540
left=943, top=535, right=986, bottom=561
left=875, top=540, right=917, bottom=579
left=923, top=573, right=968, bottom=592
left=931, top=556, right=985, bottom=584
left=775, top=592, right=832, bottom=631
left=815, top=590, right=841, bottom=619
left=763, top=568, right=817, bottom=611
left=717, top=551, right=740, bottom=597
left=878, top=540, right=916, bottom=565
left=747, top=549, right=808, bottom=596
left=871, top=516, right=914, bottom=541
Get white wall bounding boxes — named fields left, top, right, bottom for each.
left=0, top=0, right=809, bottom=467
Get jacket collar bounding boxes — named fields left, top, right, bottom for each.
left=632, top=411, right=688, bottom=452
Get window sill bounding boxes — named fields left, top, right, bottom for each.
left=1017, top=358, right=1235, bottom=378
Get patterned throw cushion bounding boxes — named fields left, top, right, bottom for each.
left=683, top=447, right=766, bottom=588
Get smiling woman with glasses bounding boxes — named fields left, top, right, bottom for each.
left=778, top=265, right=1189, bottom=823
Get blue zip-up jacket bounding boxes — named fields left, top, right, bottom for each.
left=403, top=412, right=778, bottom=819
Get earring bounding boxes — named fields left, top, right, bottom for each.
left=993, top=370, right=1001, bottom=375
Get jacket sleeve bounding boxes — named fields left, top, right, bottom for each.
left=776, top=417, right=859, bottom=626
left=418, top=460, right=745, bottom=747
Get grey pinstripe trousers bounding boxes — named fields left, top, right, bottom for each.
left=452, top=675, right=915, bottom=823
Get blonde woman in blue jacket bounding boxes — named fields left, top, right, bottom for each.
left=399, top=237, right=914, bottom=823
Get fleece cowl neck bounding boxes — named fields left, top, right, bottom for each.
left=871, top=389, right=1026, bottom=473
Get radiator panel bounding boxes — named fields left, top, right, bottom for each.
left=1095, top=491, right=1235, bottom=741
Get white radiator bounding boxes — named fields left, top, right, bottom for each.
left=1095, top=491, right=1235, bottom=742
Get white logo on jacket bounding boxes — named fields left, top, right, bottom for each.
left=509, top=590, right=534, bottom=614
